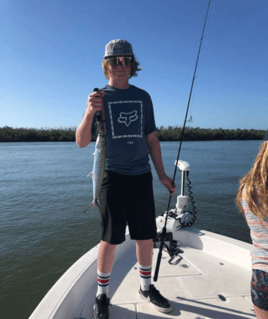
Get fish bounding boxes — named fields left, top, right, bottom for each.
left=84, top=120, right=106, bottom=213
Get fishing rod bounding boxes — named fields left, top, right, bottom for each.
left=93, top=88, right=106, bottom=134
left=153, top=0, right=212, bottom=282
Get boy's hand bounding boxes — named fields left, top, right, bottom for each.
left=86, top=91, right=105, bottom=116
left=159, top=175, right=176, bottom=196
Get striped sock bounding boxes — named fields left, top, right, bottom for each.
left=139, top=264, right=152, bottom=292
left=96, top=271, right=111, bottom=297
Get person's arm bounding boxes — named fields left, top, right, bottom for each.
left=76, top=112, right=95, bottom=148
left=76, top=91, right=105, bottom=148
left=146, top=131, right=176, bottom=196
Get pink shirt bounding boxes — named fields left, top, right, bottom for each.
left=241, top=186, right=268, bottom=271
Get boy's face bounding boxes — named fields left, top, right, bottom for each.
left=107, top=56, right=131, bottom=82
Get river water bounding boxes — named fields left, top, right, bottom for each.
left=0, top=140, right=262, bottom=318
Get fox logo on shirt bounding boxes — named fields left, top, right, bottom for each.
left=118, top=111, right=138, bottom=127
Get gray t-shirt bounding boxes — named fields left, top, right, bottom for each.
left=92, top=84, right=156, bottom=175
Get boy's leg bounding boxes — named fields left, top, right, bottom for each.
left=93, top=171, right=126, bottom=318
left=98, top=240, right=117, bottom=273
left=136, top=239, right=153, bottom=291
left=96, top=240, right=117, bottom=297
left=137, top=239, right=172, bottom=313
left=93, top=241, right=116, bottom=319
left=136, top=239, right=153, bottom=266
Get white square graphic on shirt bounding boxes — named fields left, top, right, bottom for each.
left=108, top=100, right=143, bottom=139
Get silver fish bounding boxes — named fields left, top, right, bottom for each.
left=84, top=122, right=106, bottom=213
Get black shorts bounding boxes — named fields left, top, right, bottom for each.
left=99, top=171, right=157, bottom=245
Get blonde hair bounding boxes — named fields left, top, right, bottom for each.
left=102, top=56, right=142, bottom=80
left=236, top=141, right=268, bottom=222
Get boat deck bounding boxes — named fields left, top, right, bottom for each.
left=107, top=246, right=254, bottom=318
left=29, top=227, right=256, bottom=319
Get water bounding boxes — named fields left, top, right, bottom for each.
left=0, top=140, right=262, bottom=319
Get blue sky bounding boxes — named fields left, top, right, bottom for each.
left=1, top=0, right=267, bottom=130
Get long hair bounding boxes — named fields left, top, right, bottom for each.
left=102, top=56, right=142, bottom=80
left=236, top=141, right=268, bottom=222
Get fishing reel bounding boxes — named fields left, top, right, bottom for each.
left=153, top=230, right=184, bottom=264
left=156, top=160, right=196, bottom=232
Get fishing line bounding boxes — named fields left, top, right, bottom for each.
left=154, top=0, right=212, bottom=282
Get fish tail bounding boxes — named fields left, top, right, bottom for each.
left=83, top=201, right=95, bottom=213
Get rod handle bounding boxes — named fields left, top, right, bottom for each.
left=153, top=248, right=162, bottom=282
left=153, top=227, right=167, bottom=282
left=93, top=88, right=101, bottom=119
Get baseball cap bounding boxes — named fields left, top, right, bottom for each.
left=104, top=39, right=134, bottom=58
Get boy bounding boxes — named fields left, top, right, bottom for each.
left=76, top=39, right=176, bottom=319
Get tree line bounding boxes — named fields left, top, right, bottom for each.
left=156, top=126, right=266, bottom=141
left=0, top=126, right=266, bottom=142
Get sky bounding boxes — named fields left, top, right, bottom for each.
left=1, top=0, right=267, bottom=130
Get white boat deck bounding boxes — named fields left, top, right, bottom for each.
left=109, top=246, right=254, bottom=318
left=29, top=227, right=256, bottom=319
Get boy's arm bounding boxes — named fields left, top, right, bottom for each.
left=146, top=131, right=176, bottom=196
left=76, top=112, right=94, bottom=148
left=76, top=90, right=105, bottom=148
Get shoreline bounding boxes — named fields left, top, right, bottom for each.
left=0, top=126, right=266, bottom=142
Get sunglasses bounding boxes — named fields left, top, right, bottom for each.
left=107, top=56, right=132, bottom=67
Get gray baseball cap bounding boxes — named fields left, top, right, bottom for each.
left=104, top=39, right=134, bottom=58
